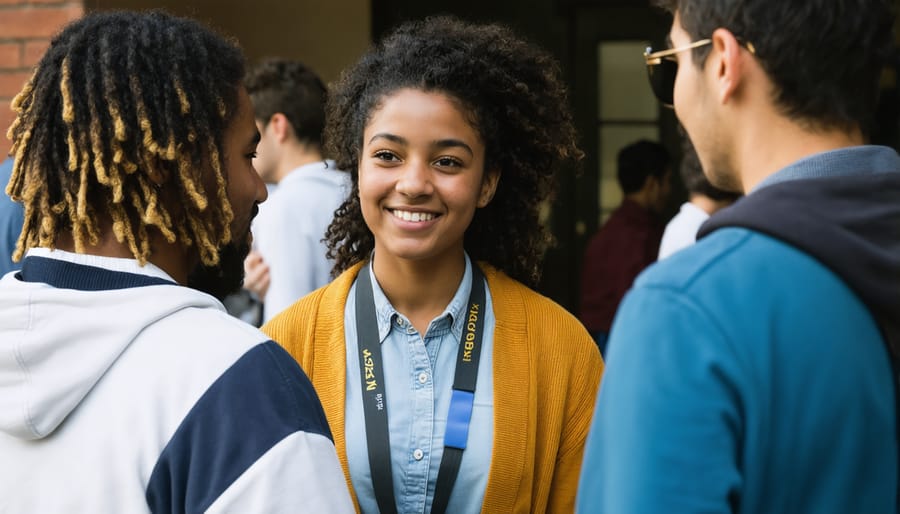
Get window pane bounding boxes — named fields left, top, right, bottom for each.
left=597, top=41, right=657, bottom=121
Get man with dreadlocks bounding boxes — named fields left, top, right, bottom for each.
left=0, top=11, right=353, bottom=513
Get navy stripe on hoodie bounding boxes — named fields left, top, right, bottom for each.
left=145, top=341, right=332, bottom=514
left=18, top=256, right=174, bottom=290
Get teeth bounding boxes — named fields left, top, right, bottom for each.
left=392, top=209, right=435, bottom=222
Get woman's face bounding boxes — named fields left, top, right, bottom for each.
left=358, top=88, right=499, bottom=268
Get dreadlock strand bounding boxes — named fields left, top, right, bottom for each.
left=8, top=133, right=31, bottom=197
left=136, top=174, right=176, bottom=243
left=176, top=223, right=191, bottom=248
left=128, top=189, right=154, bottom=257
left=12, top=201, right=35, bottom=261
left=9, top=77, right=33, bottom=113
left=66, top=133, right=79, bottom=172
left=38, top=189, right=56, bottom=246
left=175, top=158, right=208, bottom=210
left=99, top=32, right=128, bottom=145
left=164, top=135, right=176, bottom=161
left=76, top=150, right=90, bottom=218
left=64, top=190, right=87, bottom=253
left=129, top=74, right=160, bottom=156
left=186, top=211, right=219, bottom=266
left=206, top=140, right=233, bottom=243
left=59, top=57, right=75, bottom=124
left=174, top=78, right=191, bottom=114
left=6, top=116, right=21, bottom=143
left=88, top=110, right=113, bottom=188
left=109, top=202, right=143, bottom=263
left=83, top=203, right=100, bottom=246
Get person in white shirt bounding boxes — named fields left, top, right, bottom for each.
left=242, top=59, right=350, bottom=322
left=0, top=12, right=353, bottom=512
left=658, top=131, right=740, bottom=259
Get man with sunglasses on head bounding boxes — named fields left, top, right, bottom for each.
left=578, top=1, right=900, bottom=513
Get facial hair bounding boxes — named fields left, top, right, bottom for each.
left=186, top=238, right=251, bottom=301
left=186, top=204, right=258, bottom=301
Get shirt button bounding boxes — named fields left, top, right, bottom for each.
left=413, top=449, right=424, bottom=461
left=396, top=318, right=405, bottom=327
left=418, top=372, right=428, bottom=384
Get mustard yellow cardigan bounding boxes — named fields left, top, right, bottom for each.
left=262, top=261, right=604, bottom=513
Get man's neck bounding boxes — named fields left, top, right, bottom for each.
left=274, top=143, right=325, bottom=184
left=54, top=224, right=193, bottom=284
left=733, top=107, right=864, bottom=193
left=624, top=191, right=656, bottom=213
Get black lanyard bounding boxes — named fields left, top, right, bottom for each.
left=355, top=263, right=486, bottom=514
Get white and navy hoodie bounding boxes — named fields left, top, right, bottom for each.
left=0, top=248, right=354, bottom=513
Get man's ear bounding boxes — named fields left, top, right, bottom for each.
left=478, top=168, right=500, bottom=208
left=269, top=113, right=291, bottom=143
left=711, top=27, right=746, bottom=105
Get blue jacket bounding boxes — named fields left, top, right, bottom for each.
left=0, top=157, right=24, bottom=275
left=579, top=168, right=900, bottom=513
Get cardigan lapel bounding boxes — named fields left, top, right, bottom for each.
left=480, top=264, right=532, bottom=513
left=313, top=261, right=365, bottom=510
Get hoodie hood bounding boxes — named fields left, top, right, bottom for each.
left=0, top=249, right=222, bottom=440
left=698, top=171, right=900, bottom=349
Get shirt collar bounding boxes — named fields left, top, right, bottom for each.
left=367, top=253, right=474, bottom=343
left=277, top=159, right=336, bottom=188
left=754, top=145, right=900, bottom=192
left=24, top=248, right=177, bottom=282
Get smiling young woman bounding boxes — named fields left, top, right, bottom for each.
left=262, top=16, right=603, bottom=514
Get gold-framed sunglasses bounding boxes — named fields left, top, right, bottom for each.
left=644, top=38, right=755, bottom=107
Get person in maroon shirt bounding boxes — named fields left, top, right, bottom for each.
left=580, top=139, right=671, bottom=355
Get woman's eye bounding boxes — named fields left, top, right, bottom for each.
left=247, top=151, right=258, bottom=159
left=373, top=151, right=398, bottom=162
left=435, top=157, right=461, bottom=167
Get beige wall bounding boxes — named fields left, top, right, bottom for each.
left=90, top=0, right=371, bottom=84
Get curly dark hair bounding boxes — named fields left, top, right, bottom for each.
left=245, top=58, right=327, bottom=148
left=654, top=0, right=895, bottom=133
left=324, top=16, right=582, bottom=288
left=6, top=10, right=245, bottom=266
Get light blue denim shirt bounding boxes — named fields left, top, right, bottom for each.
left=345, top=254, right=495, bottom=514
left=753, top=145, right=900, bottom=191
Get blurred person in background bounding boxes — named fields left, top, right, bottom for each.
left=238, top=58, right=350, bottom=324
left=658, top=129, right=740, bottom=259
left=579, top=139, right=671, bottom=355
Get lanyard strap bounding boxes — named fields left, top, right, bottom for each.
left=355, top=262, right=486, bottom=514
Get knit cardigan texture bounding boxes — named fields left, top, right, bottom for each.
left=263, top=261, right=603, bottom=513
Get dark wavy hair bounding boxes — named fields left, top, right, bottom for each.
left=654, top=0, right=895, bottom=133
left=245, top=58, right=327, bottom=148
left=324, top=16, right=582, bottom=288
left=6, top=10, right=245, bottom=266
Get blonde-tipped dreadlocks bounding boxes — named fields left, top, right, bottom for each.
left=6, top=11, right=245, bottom=266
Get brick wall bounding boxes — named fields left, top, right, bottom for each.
left=0, top=0, right=83, bottom=156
